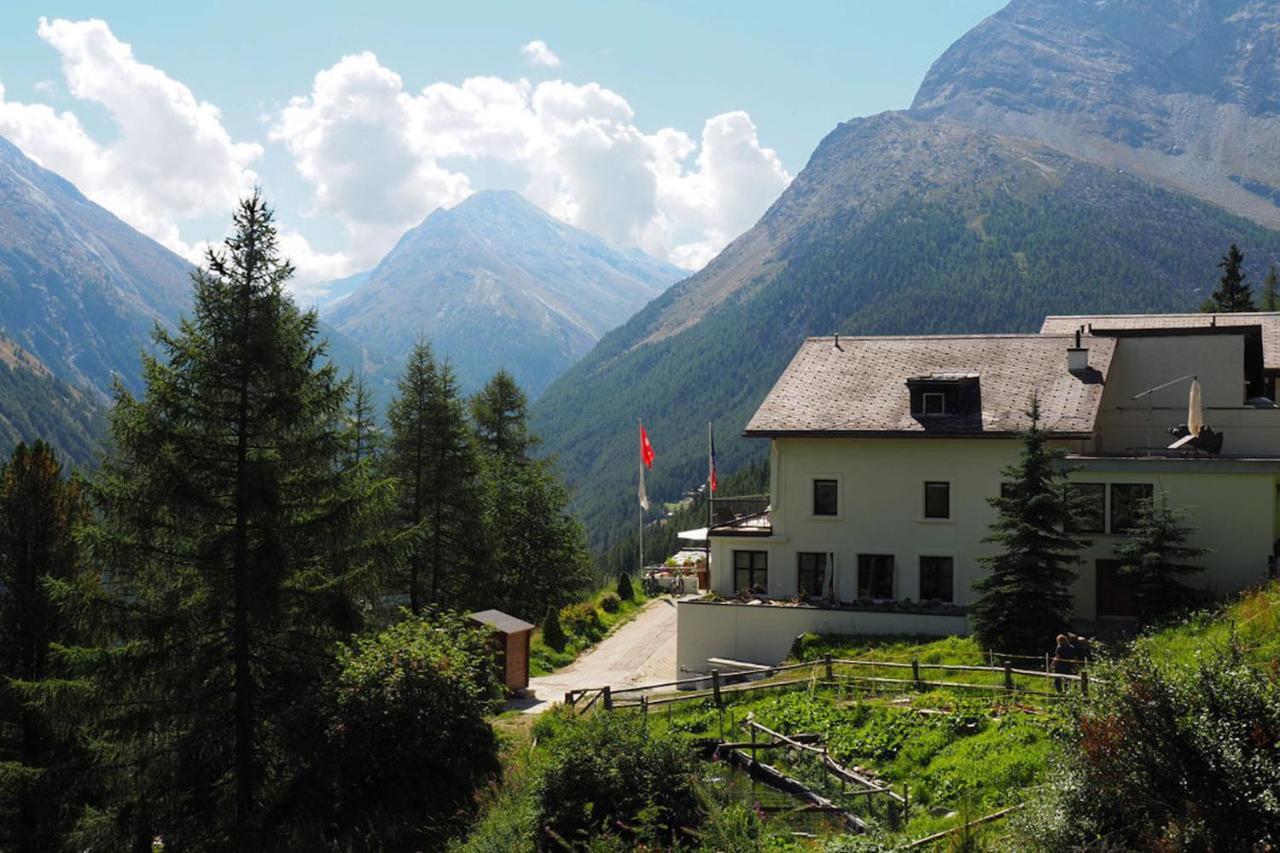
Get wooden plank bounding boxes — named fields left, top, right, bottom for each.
left=722, top=747, right=866, bottom=833
left=742, top=720, right=906, bottom=805
left=902, top=803, right=1022, bottom=848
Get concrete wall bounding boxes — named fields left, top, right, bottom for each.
left=709, top=438, right=1279, bottom=619
left=677, top=599, right=969, bottom=671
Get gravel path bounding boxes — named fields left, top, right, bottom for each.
left=517, top=596, right=680, bottom=714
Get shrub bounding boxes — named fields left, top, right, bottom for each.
left=541, top=605, right=567, bottom=652
left=315, top=611, right=503, bottom=848
left=1023, top=645, right=1280, bottom=850
left=616, top=572, right=635, bottom=602
left=598, top=591, right=621, bottom=613
left=559, top=602, right=605, bottom=641
left=534, top=711, right=702, bottom=846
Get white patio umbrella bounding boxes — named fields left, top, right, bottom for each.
left=1188, top=378, right=1204, bottom=435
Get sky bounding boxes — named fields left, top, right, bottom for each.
left=0, top=1, right=1007, bottom=296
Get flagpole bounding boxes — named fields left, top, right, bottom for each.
left=706, top=421, right=714, bottom=573
left=638, top=420, right=644, bottom=577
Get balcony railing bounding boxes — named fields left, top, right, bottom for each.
left=710, top=494, right=769, bottom=527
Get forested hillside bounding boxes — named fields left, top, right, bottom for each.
left=0, top=335, right=103, bottom=466
left=533, top=117, right=1280, bottom=548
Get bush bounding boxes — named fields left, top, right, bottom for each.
left=1023, top=644, right=1280, bottom=850
left=559, top=602, right=605, bottom=641
left=598, top=591, right=621, bottom=613
left=314, top=611, right=503, bottom=848
left=616, top=572, right=635, bottom=602
left=541, top=605, right=567, bottom=652
left=534, top=711, right=702, bottom=846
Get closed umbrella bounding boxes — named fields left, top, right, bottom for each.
left=1188, top=378, right=1204, bottom=436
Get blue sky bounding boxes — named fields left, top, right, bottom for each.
left=0, top=1, right=1006, bottom=291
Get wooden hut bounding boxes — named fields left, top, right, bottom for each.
left=469, top=609, right=535, bottom=692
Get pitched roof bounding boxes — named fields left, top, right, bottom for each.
left=469, top=609, right=535, bottom=634
left=745, top=335, right=1116, bottom=437
left=1042, top=313, right=1280, bottom=372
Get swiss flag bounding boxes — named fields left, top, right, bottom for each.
left=639, top=423, right=655, bottom=469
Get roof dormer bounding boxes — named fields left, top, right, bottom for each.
left=906, top=373, right=981, bottom=426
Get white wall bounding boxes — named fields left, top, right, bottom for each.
left=676, top=599, right=969, bottom=672
left=710, top=438, right=1279, bottom=620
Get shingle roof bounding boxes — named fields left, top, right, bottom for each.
left=470, top=609, right=535, bottom=634
left=745, top=335, right=1116, bottom=437
left=1042, top=313, right=1280, bottom=372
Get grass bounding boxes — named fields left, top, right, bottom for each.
left=527, top=584, right=651, bottom=677
left=1137, top=579, right=1280, bottom=670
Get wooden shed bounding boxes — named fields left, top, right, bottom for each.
left=469, top=609, right=535, bottom=692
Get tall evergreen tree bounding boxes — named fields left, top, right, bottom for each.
left=1205, top=243, right=1255, bottom=312
left=0, top=442, right=90, bottom=852
left=471, top=373, right=592, bottom=619
left=1262, top=265, right=1279, bottom=311
left=1113, top=493, right=1206, bottom=623
left=387, top=344, right=483, bottom=611
left=347, top=373, right=382, bottom=466
left=970, top=400, right=1089, bottom=653
left=74, top=193, right=375, bottom=850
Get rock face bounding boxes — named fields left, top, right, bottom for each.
left=912, top=0, right=1280, bottom=228
left=0, top=135, right=191, bottom=397
left=531, top=0, right=1280, bottom=546
left=324, top=190, right=682, bottom=396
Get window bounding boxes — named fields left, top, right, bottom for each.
left=813, top=479, right=838, bottom=516
left=857, top=554, right=894, bottom=599
left=797, top=553, right=829, bottom=598
left=922, top=392, right=947, bottom=415
left=919, top=556, right=954, bottom=602
left=1110, top=483, right=1153, bottom=533
left=734, top=550, right=768, bottom=594
left=924, top=481, right=950, bottom=519
left=1067, top=483, right=1106, bottom=533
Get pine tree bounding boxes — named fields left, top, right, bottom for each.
left=0, top=442, right=90, bottom=852
left=1205, top=243, right=1255, bottom=312
left=1113, top=493, right=1206, bottom=623
left=74, top=193, right=376, bottom=850
left=471, top=373, right=592, bottom=620
left=970, top=400, right=1089, bottom=654
left=347, top=373, right=383, bottom=466
left=387, top=344, right=483, bottom=611
left=1263, top=265, right=1279, bottom=311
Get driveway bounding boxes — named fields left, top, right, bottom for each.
left=517, top=596, right=680, bottom=713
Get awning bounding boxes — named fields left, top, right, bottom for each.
left=677, top=527, right=708, bottom=541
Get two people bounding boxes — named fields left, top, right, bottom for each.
left=1050, top=632, right=1087, bottom=693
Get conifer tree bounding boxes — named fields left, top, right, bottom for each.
left=970, top=400, right=1088, bottom=653
left=0, top=442, right=90, bottom=852
left=347, top=373, right=383, bottom=466
left=74, top=192, right=375, bottom=850
left=1262, top=265, right=1279, bottom=311
left=387, top=344, right=483, bottom=611
left=1113, top=493, right=1206, bottom=623
left=471, top=373, right=591, bottom=619
left=1205, top=243, right=1255, bottom=312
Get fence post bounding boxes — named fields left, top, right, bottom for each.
left=641, top=696, right=649, bottom=728
left=602, top=685, right=613, bottom=711
left=1003, top=662, right=1014, bottom=692
left=912, top=658, right=921, bottom=690
left=824, top=655, right=833, bottom=682
left=1080, top=669, right=1089, bottom=697
left=903, top=783, right=910, bottom=823
left=565, top=691, right=574, bottom=707
left=712, top=669, right=722, bottom=707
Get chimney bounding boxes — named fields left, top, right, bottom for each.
left=1068, top=328, right=1089, bottom=373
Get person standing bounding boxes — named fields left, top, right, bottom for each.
left=1051, top=633, right=1078, bottom=693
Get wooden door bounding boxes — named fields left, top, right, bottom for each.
left=1096, top=559, right=1136, bottom=618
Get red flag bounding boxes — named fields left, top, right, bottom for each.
left=639, top=423, right=655, bottom=469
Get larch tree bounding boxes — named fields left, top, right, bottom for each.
left=387, top=343, right=483, bottom=611
left=1262, top=264, right=1279, bottom=312
left=73, top=192, right=377, bottom=850
left=471, top=370, right=535, bottom=463
left=0, top=442, right=90, bottom=852
left=970, top=399, right=1089, bottom=654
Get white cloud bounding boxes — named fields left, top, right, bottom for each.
left=272, top=53, right=791, bottom=270
left=0, top=18, right=263, bottom=261
left=520, top=39, right=561, bottom=68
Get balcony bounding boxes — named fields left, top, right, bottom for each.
left=709, top=494, right=771, bottom=537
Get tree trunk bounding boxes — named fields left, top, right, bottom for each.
left=232, top=262, right=256, bottom=851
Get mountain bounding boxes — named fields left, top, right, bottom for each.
left=0, top=134, right=378, bottom=465
left=323, top=190, right=683, bottom=395
left=0, top=332, right=105, bottom=466
left=310, top=269, right=372, bottom=310
left=0, top=135, right=191, bottom=397
left=531, top=0, right=1280, bottom=549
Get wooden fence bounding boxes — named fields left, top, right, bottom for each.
left=564, top=655, right=1091, bottom=716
